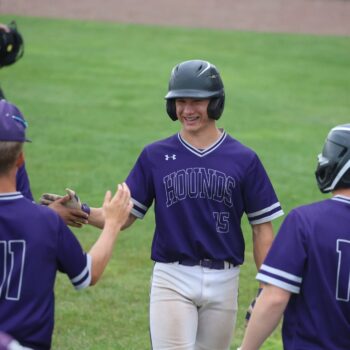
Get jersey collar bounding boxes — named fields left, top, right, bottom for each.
left=332, top=195, right=350, bottom=205
left=0, top=192, right=24, bottom=201
left=177, top=130, right=227, bottom=158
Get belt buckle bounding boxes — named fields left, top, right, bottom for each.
left=199, top=259, right=212, bottom=268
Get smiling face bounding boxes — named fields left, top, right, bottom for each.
left=175, top=98, right=215, bottom=135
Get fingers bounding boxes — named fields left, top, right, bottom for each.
left=110, top=183, right=126, bottom=203
left=57, top=194, right=71, bottom=204
left=65, top=188, right=79, bottom=202
left=122, top=182, right=131, bottom=198
left=103, top=190, right=112, bottom=207
left=40, top=193, right=63, bottom=204
left=104, top=183, right=132, bottom=215
left=122, top=183, right=133, bottom=211
left=67, top=221, right=83, bottom=228
left=65, top=188, right=76, bottom=196
left=66, top=208, right=89, bottom=219
left=118, top=182, right=131, bottom=204
left=40, top=198, right=54, bottom=206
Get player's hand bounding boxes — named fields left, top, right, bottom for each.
left=245, top=287, right=263, bottom=326
left=49, top=195, right=89, bottom=228
left=103, top=183, right=133, bottom=231
left=40, top=188, right=90, bottom=212
left=39, top=192, right=63, bottom=205
left=40, top=188, right=90, bottom=228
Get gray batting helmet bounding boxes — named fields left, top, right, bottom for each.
left=165, top=59, right=225, bottom=121
left=315, top=124, right=350, bottom=193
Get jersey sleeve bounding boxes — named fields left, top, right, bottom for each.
left=243, top=154, right=283, bottom=224
left=16, top=163, right=34, bottom=201
left=125, top=147, right=155, bottom=219
left=56, top=219, right=92, bottom=290
left=256, top=209, right=306, bottom=293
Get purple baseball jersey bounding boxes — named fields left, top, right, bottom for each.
left=0, top=192, right=91, bottom=350
left=126, top=131, right=283, bottom=264
left=256, top=195, right=350, bottom=349
left=16, top=163, right=33, bottom=201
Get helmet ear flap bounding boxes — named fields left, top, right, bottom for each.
left=315, top=162, right=336, bottom=193
left=166, top=96, right=225, bottom=121
left=166, top=99, right=177, bottom=121
left=208, top=96, right=225, bottom=120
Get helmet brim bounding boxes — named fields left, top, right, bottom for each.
left=165, top=89, right=223, bottom=100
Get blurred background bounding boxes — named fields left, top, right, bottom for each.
left=1, top=0, right=350, bottom=35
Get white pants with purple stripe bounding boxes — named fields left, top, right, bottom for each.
left=150, top=262, right=240, bottom=350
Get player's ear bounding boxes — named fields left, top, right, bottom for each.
left=15, top=151, right=25, bottom=168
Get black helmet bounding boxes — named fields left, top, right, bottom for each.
left=315, top=124, right=350, bottom=193
left=165, top=59, right=225, bottom=121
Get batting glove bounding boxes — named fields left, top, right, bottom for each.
left=40, top=188, right=90, bottom=214
left=245, top=287, right=263, bottom=324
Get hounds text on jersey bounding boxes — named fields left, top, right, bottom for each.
left=163, top=167, right=235, bottom=208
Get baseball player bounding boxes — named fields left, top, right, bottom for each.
left=66, top=59, right=283, bottom=349
left=239, top=124, right=350, bottom=350
left=0, top=99, right=89, bottom=227
left=0, top=21, right=24, bottom=99
left=0, top=104, right=132, bottom=350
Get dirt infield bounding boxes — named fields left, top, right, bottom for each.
left=1, top=0, right=350, bottom=36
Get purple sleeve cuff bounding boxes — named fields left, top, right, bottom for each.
left=81, top=203, right=90, bottom=215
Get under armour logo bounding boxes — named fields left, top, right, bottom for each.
left=165, top=154, right=176, bottom=161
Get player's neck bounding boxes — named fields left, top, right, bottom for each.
left=0, top=169, right=17, bottom=193
left=332, top=188, right=350, bottom=198
left=180, top=126, right=222, bottom=150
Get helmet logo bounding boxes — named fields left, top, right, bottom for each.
left=318, top=154, right=329, bottom=165
left=197, top=62, right=211, bottom=77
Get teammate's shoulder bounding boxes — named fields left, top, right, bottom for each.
left=6, top=194, right=63, bottom=227
left=287, top=198, right=332, bottom=220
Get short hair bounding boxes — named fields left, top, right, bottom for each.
left=0, top=141, right=23, bottom=175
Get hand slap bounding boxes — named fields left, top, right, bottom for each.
left=103, top=183, right=132, bottom=228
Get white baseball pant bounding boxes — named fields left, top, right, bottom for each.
left=150, top=262, right=240, bottom=350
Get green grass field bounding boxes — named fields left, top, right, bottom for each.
left=1, top=14, right=349, bottom=349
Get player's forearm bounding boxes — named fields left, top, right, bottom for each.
left=88, top=208, right=136, bottom=231
left=240, top=286, right=289, bottom=350
left=88, top=207, right=105, bottom=229
left=240, top=310, right=280, bottom=350
left=121, top=213, right=137, bottom=230
left=88, top=219, right=122, bottom=285
left=252, top=222, right=274, bottom=269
